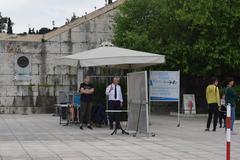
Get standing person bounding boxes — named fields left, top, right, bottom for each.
left=105, top=77, right=123, bottom=130
left=205, top=77, right=220, bottom=132
left=219, top=95, right=226, bottom=128
left=224, top=78, right=239, bottom=134
left=79, top=75, right=94, bottom=130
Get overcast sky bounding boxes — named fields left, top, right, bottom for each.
left=0, top=0, right=117, bottom=33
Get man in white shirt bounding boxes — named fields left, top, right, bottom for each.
left=105, top=77, right=123, bottom=129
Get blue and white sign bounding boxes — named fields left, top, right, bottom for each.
left=149, top=71, right=180, bottom=101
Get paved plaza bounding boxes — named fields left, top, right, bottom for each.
left=0, top=114, right=240, bottom=160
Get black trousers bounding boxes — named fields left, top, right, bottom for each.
left=206, top=103, right=219, bottom=130
left=108, top=100, right=121, bottom=128
left=219, top=112, right=226, bottom=127
left=80, top=102, right=93, bottom=125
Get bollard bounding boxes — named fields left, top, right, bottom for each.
left=226, top=103, right=231, bottom=160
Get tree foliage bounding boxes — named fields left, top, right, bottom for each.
left=7, top=18, right=13, bottom=34
left=66, top=12, right=79, bottom=24
left=0, top=12, right=14, bottom=33
left=0, top=12, right=8, bottom=33
left=38, top=27, right=51, bottom=34
left=114, top=0, right=240, bottom=77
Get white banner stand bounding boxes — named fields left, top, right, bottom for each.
left=149, top=71, right=181, bottom=127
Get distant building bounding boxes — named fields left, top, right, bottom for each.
left=0, top=0, right=125, bottom=114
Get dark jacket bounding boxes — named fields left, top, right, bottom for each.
left=225, top=87, right=239, bottom=108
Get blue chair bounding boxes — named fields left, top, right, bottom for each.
left=74, top=93, right=81, bottom=109
left=70, top=93, right=81, bottom=123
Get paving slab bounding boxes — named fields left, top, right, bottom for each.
left=0, top=114, right=239, bottom=160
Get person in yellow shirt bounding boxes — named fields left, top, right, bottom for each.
left=205, top=77, right=220, bottom=132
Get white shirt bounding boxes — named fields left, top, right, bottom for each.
left=221, top=98, right=225, bottom=106
left=105, top=83, right=123, bottom=102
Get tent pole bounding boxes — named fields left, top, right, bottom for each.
left=77, top=60, right=83, bottom=91
left=148, top=70, right=152, bottom=126
left=177, top=70, right=181, bottom=127
left=106, top=66, right=109, bottom=114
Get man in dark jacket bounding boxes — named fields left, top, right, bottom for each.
left=79, top=75, right=94, bottom=130
left=224, top=77, right=239, bottom=133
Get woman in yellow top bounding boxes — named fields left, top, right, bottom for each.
left=205, top=77, right=220, bottom=132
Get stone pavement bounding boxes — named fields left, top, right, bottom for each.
left=0, top=114, right=239, bottom=160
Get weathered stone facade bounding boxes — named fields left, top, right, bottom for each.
left=0, top=0, right=125, bottom=114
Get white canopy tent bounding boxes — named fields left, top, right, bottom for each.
left=55, top=45, right=165, bottom=90
left=55, top=46, right=165, bottom=69
left=55, top=46, right=167, bottom=133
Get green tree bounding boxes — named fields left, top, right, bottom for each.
left=7, top=18, right=14, bottom=34
left=0, top=12, right=8, bottom=33
left=38, top=27, right=51, bottom=34
left=28, top=27, right=32, bottom=34
left=114, top=0, right=240, bottom=77
left=70, top=12, right=77, bottom=22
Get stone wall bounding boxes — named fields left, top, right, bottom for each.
left=0, top=41, right=74, bottom=114
left=0, top=5, right=118, bottom=114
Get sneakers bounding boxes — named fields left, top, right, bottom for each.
left=204, top=128, right=217, bottom=132
left=87, top=125, right=93, bottom=130
left=80, top=125, right=93, bottom=130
